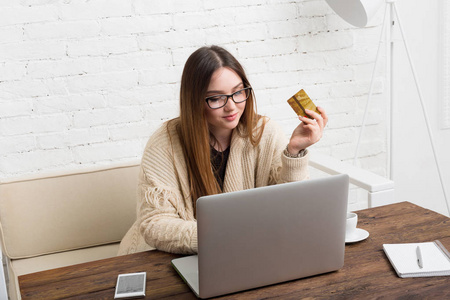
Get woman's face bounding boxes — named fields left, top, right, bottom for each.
left=204, top=67, right=247, bottom=138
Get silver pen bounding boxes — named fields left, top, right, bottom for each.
left=416, top=246, right=423, bottom=269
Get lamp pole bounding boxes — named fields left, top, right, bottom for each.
left=356, top=0, right=450, bottom=214
left=388, top=0, right=395, bottom=180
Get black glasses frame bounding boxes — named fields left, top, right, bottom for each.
left=205, top=87, right=252, bottom=109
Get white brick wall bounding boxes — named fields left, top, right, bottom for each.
left=0, top=0, right=387, bottom=209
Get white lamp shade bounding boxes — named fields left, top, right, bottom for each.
left=325, top=0, right=384, bottom=27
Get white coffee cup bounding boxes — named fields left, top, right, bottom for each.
left=346, top=212, right=358, bottom=238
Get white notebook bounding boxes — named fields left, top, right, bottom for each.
left=383, top=240, right=450, bottom=278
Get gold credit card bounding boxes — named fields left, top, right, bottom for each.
left=287, top=89, right=320, bottom=118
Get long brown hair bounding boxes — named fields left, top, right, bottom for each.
left=176, top=45, right=265, bottom=207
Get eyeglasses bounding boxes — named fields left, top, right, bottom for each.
left=205, top=87, right=252, bottom=109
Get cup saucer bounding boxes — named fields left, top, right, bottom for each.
left=345, top=228, right=369, bottom=244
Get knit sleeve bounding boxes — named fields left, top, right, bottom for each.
left=138, top=177, right=198, bottom=254
left=266, top=119, right=310, bottom=184
left=137, top=122, right=198, bottom=255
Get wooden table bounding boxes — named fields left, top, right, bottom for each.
left=19, top=202, right=450, bottom=299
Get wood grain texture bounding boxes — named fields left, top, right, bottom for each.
left=19, top=202, right=450, bottom=299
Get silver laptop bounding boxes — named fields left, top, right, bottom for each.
left=172, top=174, right=349, bottom=299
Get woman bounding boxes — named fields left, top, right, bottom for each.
left=118, top=45, right=327, bottom=255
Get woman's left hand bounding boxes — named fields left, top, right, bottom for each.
left=286, top=106, right=328, bottom=155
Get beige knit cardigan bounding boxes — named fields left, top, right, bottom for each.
left=118, top=117, right=309, bottom=255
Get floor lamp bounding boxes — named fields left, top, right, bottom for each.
left=325, top=0, right=450, bottom=215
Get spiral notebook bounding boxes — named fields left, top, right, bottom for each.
left=383, top=240, right=450, bottom=278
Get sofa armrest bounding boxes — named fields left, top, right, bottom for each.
left=0, top=250, right=8, bottom=300
left=309, top=153, right=395, bottom=208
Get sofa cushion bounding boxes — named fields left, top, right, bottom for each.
left=8, top=243, right=121, bottom=300
left=11, top=243, right=120, bottom=277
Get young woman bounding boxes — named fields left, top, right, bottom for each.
left=118, top=46, right=328, bottom=255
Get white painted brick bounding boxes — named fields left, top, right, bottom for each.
left=298, top=31, right=354, bottom=52
left=250, top=71, right=302, bottom=89
left=202, top=27, right=236, bottom=46
left=0, top=115, right=71, bottom=136
left=144, top=84, right=179, bottom=104
left=171, top=46, right=204, bottom=66
left=138, top=67, right=185, bottom=87
left=205, top=23, right=269, bottom=46
left=325, top=14, right=355, bottom=31
left=204, top=0, right=265, bottom=10
left=0, top=100, right=33, bottom=118
left=357, top=123, right=387, bottom=141
left=237, top=38, right=298, bottom=59
left=72, top=106, right=143, bottom=128
left=14, top=0, right=55, bottom=6
left=101, top=55, right=140, bottom=73
left=101, top=52, right=173, bottom=73
left=100, top=15, right=172, bottom=36
left=319, top=127, right=357, bottom=147
left=0, top=149, right=73, bottom=175
left=33, top=93, right=107, bottom=114
left=0, top=26, right=24, bottom=44
left=298, top=84, right=331, bottom=100
left=72, top=140, right=141, bottom=164
left=173, top=12, right=221, bottom=31
left=36, top=132, right=66, bottom=150
left=0, top=40, right=66, bottom=60
left=105, top=85, right=179, bottom=107
left=108, top=121, right=156, bottom=141
left=142, top=101, right=179, bottom=122
left=237, top=4, right=299, bottom=25
left=326, top=109, right=382, bottom=130
left=326, top=113, right=360, bottom=129
left=0, top=135, right=36, bottom=156
left=0, top=78, right=69, bottom=99
left=255, top=67, right=354, bottom=90
left=27, top=58, right=102, bottom=79
left=258, top=86, right=302, bottom=107
left=267, top=17, right=327, bottom=39
left=134, top=0, right=203, bottom=15
left=24, top=20, right=100, bottom=40
left=259, top=102, right=292, bottom=121
left=298, top=0, right=333, bottom=17
left=138, top=29, right=206, bottom=52
left=0, top=79, right=52, bottom=99
left=66, top=71, right=138, bottom=94
left=66, top=127, right=110, bottom=147
left=325, top=47, right=378, bottom=66
left=331, top=137, right=384, bottom=161
left=0, top=5, right=58, bottom=26
left=36, top=127, right=110, bottom=149
left=67, top=36, right=139, bottom=57
left=320, top=97, right=358, bottom=115
left=0, top=62, right=27, bottom=81
left=240, top=57, right=269, bottom=75
left=357, top=139, right=386, bottom=158
left=329, top=80, right=383, bottom=99
left=59, top=0, right=133, bottom=21
left=267, top=52, right=326, bottom=72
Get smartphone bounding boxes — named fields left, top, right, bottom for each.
left=114, top=272, right=146, bottom=299
left=287, top=89, right=320, bottom=119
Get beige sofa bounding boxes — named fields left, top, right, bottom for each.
left=0, top=154, right=394, bottom=300
left=0, top=161, right=141, bottom=300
